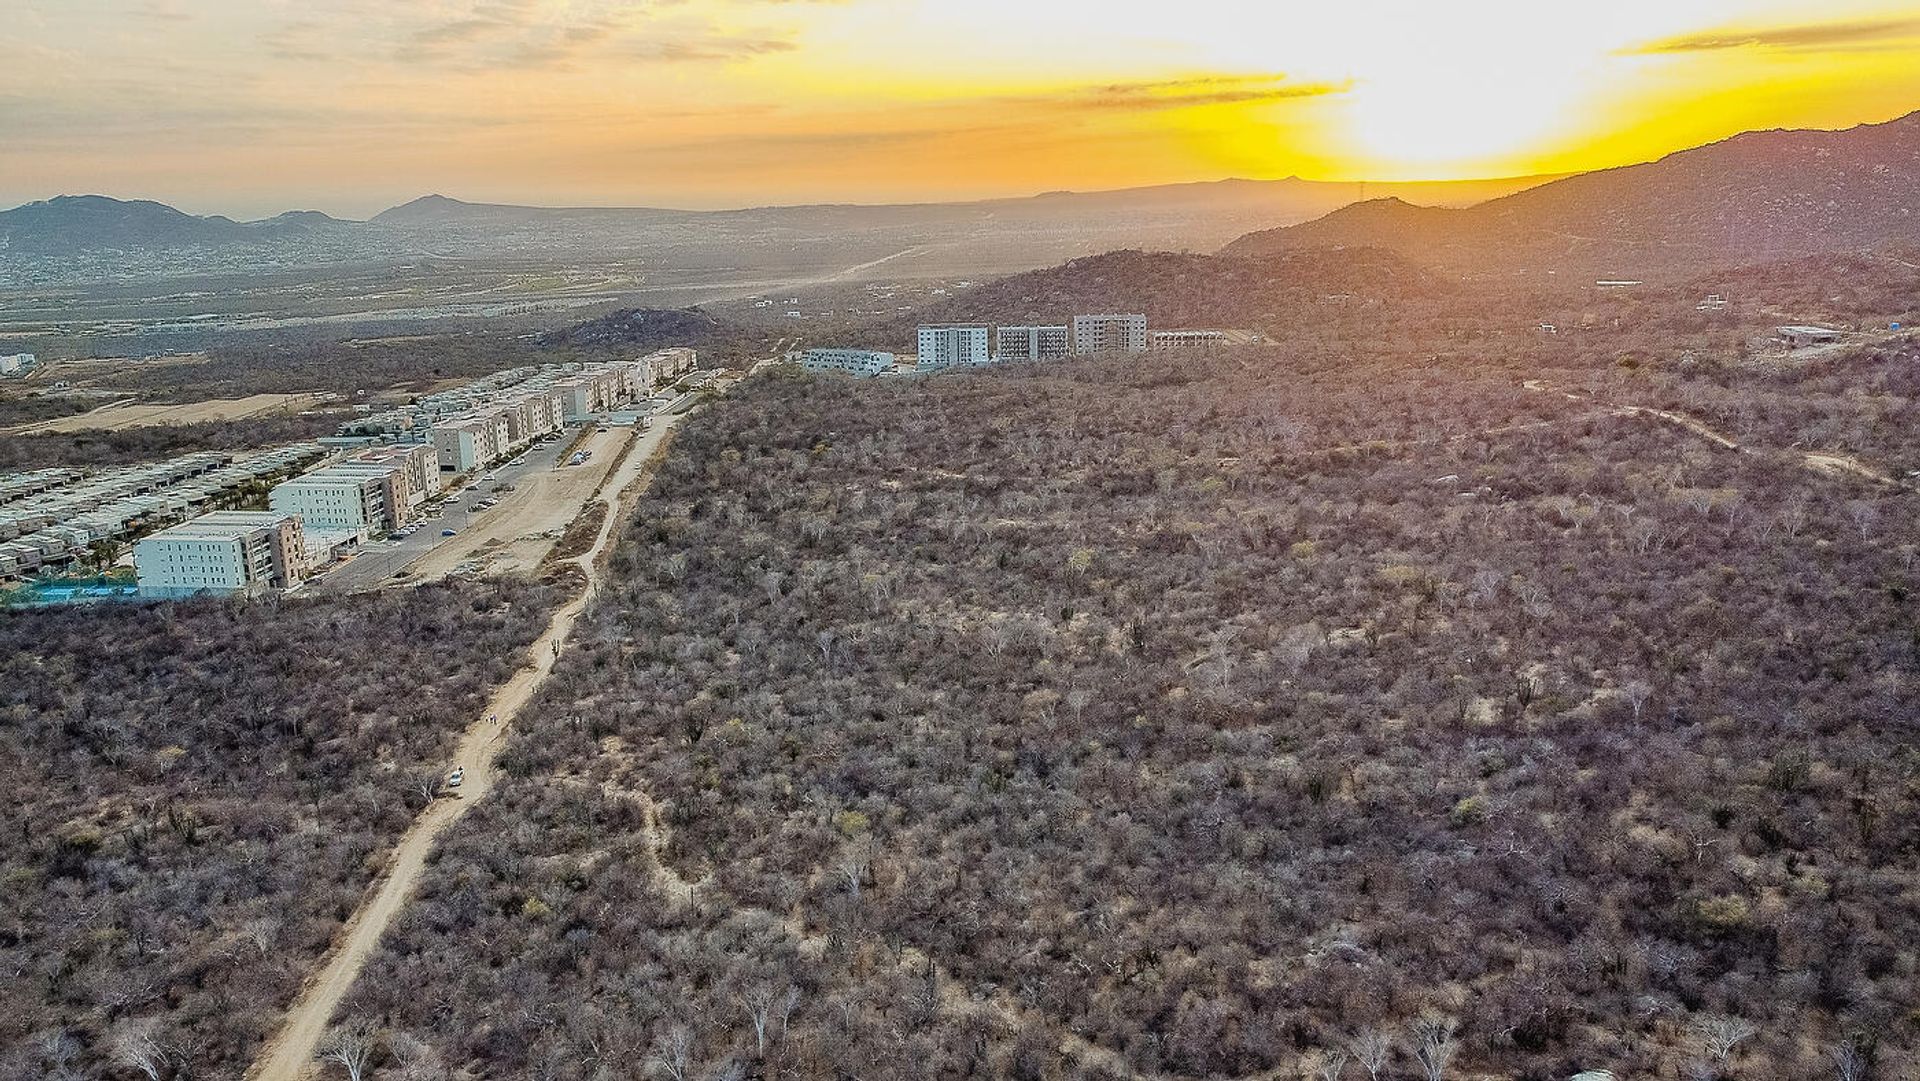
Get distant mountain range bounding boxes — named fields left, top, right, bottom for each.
left=0, top=195, right=357, bottom=254
left=1223, top=110, right=1920, bottom=279
left=0, top=176, right=1554, bottom=282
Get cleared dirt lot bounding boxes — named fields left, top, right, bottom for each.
left=6, top=392, right=326, bottom=433
left=410, top=429, right=636, bottom=581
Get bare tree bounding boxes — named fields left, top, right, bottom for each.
left=319, top=1021, right=380, bottom=1081
left=837, top=845, right=870, bottom=903
left=1692, top=1014, right=1757, bottom=1066
left=1412, top=1013, right=1459, bottom=1081
left=1315, top=1046, right=1350, bottom=1081
left=741, top=984, right=792, bottom=1057
left=1829, top=1040, right=1867, bottom=1081
left=111, top=1020, right=168, bottom=1081
left=1349, top=1027, right=1393, bottom=1081
left=651, top=1026, right=694, bottom=1081
left=1622, top=679, right=1653, bottom=721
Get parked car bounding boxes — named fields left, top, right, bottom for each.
left=441, top=529, right=458, bottom=537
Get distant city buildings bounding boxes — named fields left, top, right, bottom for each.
left=917, top=325, right=992, bottom=371
left=1073, top=314, right=1150, bottom=355
left=995, top=325, right=1072, bottom=364
left=798, top=348, right=898, bottom=378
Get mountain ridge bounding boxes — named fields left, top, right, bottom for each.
left=1222, top=109, right=1920, bottom=278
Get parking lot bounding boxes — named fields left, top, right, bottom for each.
left=305, top=424, right=637, bottom=593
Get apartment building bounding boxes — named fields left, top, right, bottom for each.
left=995, top=325, right=1072, bottom=363
left=351, top=444, right=439, bottom=500
left=432, top=412, right=512, bottom=473
left=917, top=325, right=993, bottom=371
left=315, top=462, right=420, bottom=528
left=798, top=348, right=896, bottom=378
left=134, top=510, right=307, bottom=598
left=1073, top=314, right=1150, bottom=355
left=270, top=469, right=390, bottom=537
left=645, top=348, right=697, bottom=387
left=496, top=393, right=565, bottom=445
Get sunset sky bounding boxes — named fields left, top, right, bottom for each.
left=4, top=0, right=1920, bottom=218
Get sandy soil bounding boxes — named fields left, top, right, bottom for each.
left=7, top=392, right=325, bottom=433
left=408, top=428, right=637, bottom=581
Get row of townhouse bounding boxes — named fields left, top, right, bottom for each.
left=0, top=445, right=323, bottom=578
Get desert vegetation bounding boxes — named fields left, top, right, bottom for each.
left=333, top=338, right=1917, bottom=1081
left=0, top=580, right=562, bottom=1081
left=0, top=413, right=351, bottom=471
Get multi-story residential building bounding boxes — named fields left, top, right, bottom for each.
left=0, top=353, right=36, bottom=376
left=270, top=470, right=390, bottom=537
left=315, top=462, right=420, bottom=528
left=1073, top=314, right=1150, bottom=356
left=134, top=510, right=307, bottom=598
left=432, top=412, right=512, bottom=473
left=797, top=348, right=896, bottom=378
left=917, top=325, right=993, bottom=371
left=995, top=325, right=1073, bottom=364
left=645, top=348, right=697, bottom=387
left=351, top=444, right=439, bottom=500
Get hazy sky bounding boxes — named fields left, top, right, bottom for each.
left=4, top=0, right=1920, bottom=218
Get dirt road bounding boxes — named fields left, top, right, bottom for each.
left=246, top=414, right=682, bottom=1081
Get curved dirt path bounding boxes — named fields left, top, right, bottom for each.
left=246, top=415, right=683, bottom=1081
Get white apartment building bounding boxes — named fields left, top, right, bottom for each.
left=917, top=325, right=993, bottom=371
left=270, top=470, right=389, bottom=538
left=1073, top=314, right=1149, bottom=355
left=0, top=353, right=35, bottom=376
left=433, top=412, right=512, bottom=473
left=995, top=325, right=1072, bottom=364
left=135, top=511, right=307, bottom=598
left=798, top=348, right=896, bottom=378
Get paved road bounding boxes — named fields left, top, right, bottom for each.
left=246, top=410, right=686, bottom=1081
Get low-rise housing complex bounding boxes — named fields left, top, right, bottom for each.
left=0, top=353, right=37, bottom=376
left=798, top=348, right=898, bottom=378
left=0, top=445, right=321, bottom=579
